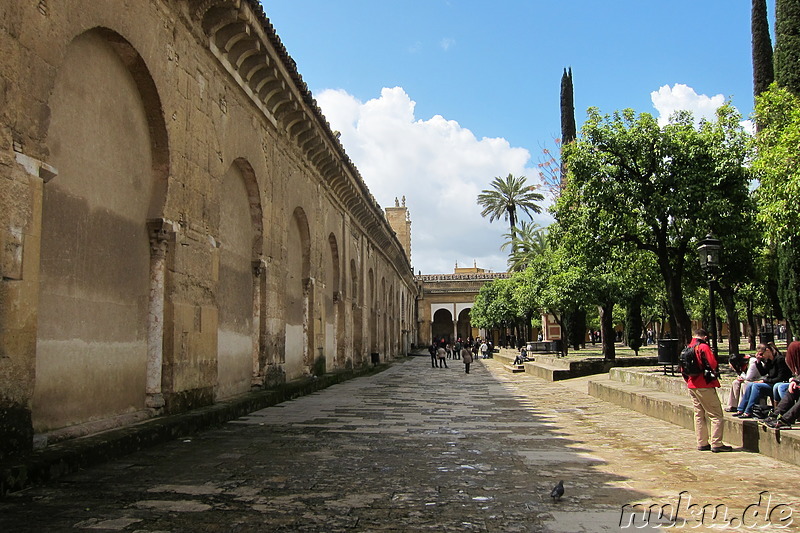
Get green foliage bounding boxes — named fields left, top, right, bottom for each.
left=470, top=277, right=518, bottom=330
left=561, top=104, right=754, bottom=342
left=752, top=0, right=775, bottom=99
left=754, top=85, right=800, bottom=242
left=775, top=0, right=800, bottom=96
left=777, top=237, right=800, bottom=335
left=477, top=174, right=544, bottom=251
left=501, top=221, right=549, bottom=271
left=626, top=296, right=644, bottom=354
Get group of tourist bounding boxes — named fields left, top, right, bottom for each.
left=727, top=341, right=791, bottom=418
left=726, top=341, right=800, bottom=430
left=428, top=336, right=493, bottom=373
left=685, top=328, right=800, bottom=453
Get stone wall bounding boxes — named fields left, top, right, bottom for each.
left=0, top=0, right=417, bottom=458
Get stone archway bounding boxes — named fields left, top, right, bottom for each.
left=34, top=29, right=169, bottom=432
left=327, top=233, right=344, bottom=371
left=432, top=309, right=454, bottom=344
left=350, top=259, right=362, bottom=366
left=216, top=160, right=261, bottom=399
left=285, top=207, right=311, bottom=379
left=457, top=307, right=472, bottom=340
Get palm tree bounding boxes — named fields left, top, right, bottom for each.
left=477, top=173, right=544, bottom=253
left=501, top=221, right=549, bottom=271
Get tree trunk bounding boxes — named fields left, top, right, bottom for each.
left=599, top=303, right=616, bottom=361
left=552, top=311, right=569, bottom=357
left=568, top=309, right=586, bottom=350
left=718, top=284, right=741, bottom=356
left=666, top=274, right=692, bottom=344
left=746, top=297, right=757, bottom=350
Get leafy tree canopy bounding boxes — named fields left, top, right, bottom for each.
left=562, top=104, right=753, bottom=342
left=754, top=84, right=800, bottom=243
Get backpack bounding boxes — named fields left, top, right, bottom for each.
left=679, top=343, right=707, bottom=377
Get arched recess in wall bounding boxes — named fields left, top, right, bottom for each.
left=380, top=277, right=387, bottom=357
left=286, top=207, right=311, bottom=379
left=401, top=291, right=406, bottom=350
left=457, top=307, right=473, bottom=340
left=327, top=233, right=345, bottom=370
left=350, top=258, right=362, bottom=366
left=216, top=159, right=263, bottom=399
left=368, top=269, right=376, bottom=353
left=34, top=28, right=169, bottom=432
left=432, top=309, right=455, bottom=344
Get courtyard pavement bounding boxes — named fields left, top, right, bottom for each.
left=2, top=355, right=800, bottom=532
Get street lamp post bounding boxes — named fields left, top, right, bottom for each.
left=697, top=233, right=722, bottom=358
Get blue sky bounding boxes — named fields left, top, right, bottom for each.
left=261, top=1, right=774, bottom=274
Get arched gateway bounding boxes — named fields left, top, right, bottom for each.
left=416, top=265, right=510, bottom=346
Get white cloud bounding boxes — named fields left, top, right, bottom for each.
left=316, top=87, right=549, bottom=274
left=650, top=84, right=726, bottom=127
left=651, top=83, right=754, bottom=136
left=440, top=37, right=455, bottom=51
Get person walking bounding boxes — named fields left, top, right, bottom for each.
left=461, top=345, right=473, bottom=374
left=684, top=328, right=732, bottom=453
left=437, top=345, right=448, bottom=368
left=429, top=344, right=438, bottom=368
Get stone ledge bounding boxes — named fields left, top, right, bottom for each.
left=587, top=374, right=800, bottom=467
left=0, top=363, right=391, bottom=497
left=495, top=351, right=659, bottom=381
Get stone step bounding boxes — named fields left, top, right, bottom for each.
left=503, top=364, right=526, bottom=373
left=522, top=361, right=574, bottom=381
left=587, top=374, right=800, bottom=467
left=608, top=366, right=764, bottom=410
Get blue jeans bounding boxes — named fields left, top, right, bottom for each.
left=737, top=382, right=772, bottom=414
left=774, top=382, right=790, bottom=404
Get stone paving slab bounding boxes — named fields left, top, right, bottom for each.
left=1, top=357, right=800, bottom=532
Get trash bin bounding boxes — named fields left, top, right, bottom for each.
left=658, top=339, right=680, bottom=375
left=759, top=332, right=774, bottom=344
left=370, top=352, right=380, bottom=366
left=657, top=339, right=680, bottom=365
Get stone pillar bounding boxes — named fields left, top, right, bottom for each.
left=252, top=258, right=267, bottom=386
left=145, top=219, right=174, bottom=409
left=303, top=277, right=315, bottom=369
left=452, top=304, right=458, bottom=342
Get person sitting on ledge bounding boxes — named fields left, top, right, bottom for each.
left=513, top=346, right=529, bottom=365
left=763, top=341, right=800, bottom=430
left=726, top=348, right=765, bottom=412
left=733, top=342, right=790, bottom=419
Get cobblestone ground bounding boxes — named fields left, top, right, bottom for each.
left=2, top=355, right=800, bottom=532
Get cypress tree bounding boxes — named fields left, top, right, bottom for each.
left=771, top=0, right=800, bottom=338
left=559, top=67, right=576, bottom=190
left=752, top=0, right=774, bottom=99
left=775, top=0, right=800, bottom=95
left=560, top=68, right=576, bottom=144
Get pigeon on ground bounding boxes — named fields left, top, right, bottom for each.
left=550, top=480, right=564, bottom=501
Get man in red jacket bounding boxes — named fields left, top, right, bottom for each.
left=685, top=328, right=732, bottom=453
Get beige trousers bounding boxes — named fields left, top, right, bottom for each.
left=688, top=387, right=724, bottom=448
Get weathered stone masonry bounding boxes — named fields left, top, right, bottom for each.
left=0, top=0, right=417, bottom=459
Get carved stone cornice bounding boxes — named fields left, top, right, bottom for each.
left=190, top=0, right=414, bottom=285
